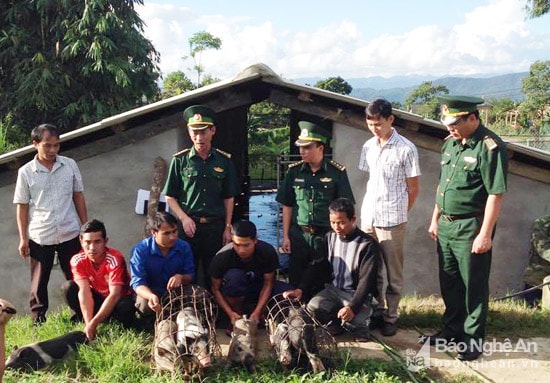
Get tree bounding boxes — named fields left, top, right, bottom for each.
left=525, top=0, right=550, bottom=18
left=314, top=76, right=352, bottom=95
left=200, top=74, right=222, bottom=87
left=188, top=31, right=222, bottom=87
left=0, top=0, right=160, bottom=136
left=405, top=81, right=449, bottom=120
left=162, top=71, right=195, bottom=98
left=519, top=60, right=550, bottom=131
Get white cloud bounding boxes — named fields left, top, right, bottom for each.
left=137, top=0, right=548, bottom=81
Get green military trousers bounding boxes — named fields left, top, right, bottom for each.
left=437, top=216, right=492, bottom=344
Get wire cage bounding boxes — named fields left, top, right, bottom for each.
left=152, top=284, right=221, bottom=379
left=265, top=294, right=337, bottom=372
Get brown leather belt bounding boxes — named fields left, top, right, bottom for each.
left=190, top=216, right=223, bottom=224
left=441, top=212, right=482, bottom=222
left=299, top=225, right=329, bottom=235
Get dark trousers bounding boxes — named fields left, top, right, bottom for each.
left=29, top=236, right=81, bottom=320
left=288, top=224, right=328, bottom=297
left=62, top=280, right=136, bottom=328
left=437, top=216, right=492, bottom=343
left=181, top=221, right=224, bottom=290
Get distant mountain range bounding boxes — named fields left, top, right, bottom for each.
left=294, top=73, right=528, bottom=105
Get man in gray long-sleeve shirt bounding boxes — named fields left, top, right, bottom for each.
left=284, top=198, right=380, bottom=339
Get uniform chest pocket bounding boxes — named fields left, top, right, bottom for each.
left=210, top=169, right=227, bottom=180
left=182, top=168, right=198, bottom=179
left=459, top=160, right=480, bottom=182
left=316, top=182, right=336, bottom=201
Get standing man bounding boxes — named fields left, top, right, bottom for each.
left=62, top=219, right=135, bottom=340
left=358, top=98, right=420, bottom=337
left=277, top=121, right=354, bottom=298
left=130, top=211, right=195, bottom=326
left=13, top=123, right=88, bottom=325
left=209, top=220, right=292, bottom=328
left=427, top=96, right=508, bottom=361
left=163, top=105, right=239, bottom=289
left=284, top=198, right=380, bottom=341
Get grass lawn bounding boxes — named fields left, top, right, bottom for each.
left=2, top=294, right=548, bottom=383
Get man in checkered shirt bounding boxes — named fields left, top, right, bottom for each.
left=358, top=98, right=421, bottom=337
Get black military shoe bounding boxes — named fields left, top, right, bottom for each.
left=425, top=330, right=462, bottom=346
left=457, top=349, right=482, bottom=361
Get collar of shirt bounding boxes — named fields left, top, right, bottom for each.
left=189, top=146, right=214, bottom=160
left=457, top=124, right=484, bottom=149
left=299, top=158, right=328, bottom=173
left=375, top=128, right=397, bottom=148
left=149, top=237, right=180, bottom=258
left=337, top=226, right=360, bottom=242
left=30, top=154, right=65, bottom=172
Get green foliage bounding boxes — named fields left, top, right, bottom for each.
left=200, top=73, right=222, bottom=87
left=315, top=76, right=353, bottom=95
left=405, top=81, right=449, bottom=119
left=520, top=60, right=550, bottom=131
left=0, top=114, right=27, bottom=154
left=162, top=71, right=195, bottom=98
left=188, top=30, right=222, bottom=86
left=0, top=0, right=160, bottom=138
left=525, top=0, right=550, bottom=18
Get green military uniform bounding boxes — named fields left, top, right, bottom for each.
left=276, top=121, right=355, bottom=294
left=163, top=105, right=239, bottom=288
left=435, top=96, right=508, bottom=347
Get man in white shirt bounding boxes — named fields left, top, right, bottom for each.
left=13, top=124, right=88, bottom=325
left=358, top=99, right=420, bottom=336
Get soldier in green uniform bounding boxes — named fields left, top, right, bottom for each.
left=163, top=105, right=239, bottom=289
left=426, top=96, right=508, bottom=361
left=276, top=121, right=355, bottom=298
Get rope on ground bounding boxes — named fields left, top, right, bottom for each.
left=492, top=279, right=550, bottom=301
left=369, top=332, right=435, bottom=383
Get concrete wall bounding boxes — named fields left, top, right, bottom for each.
left=1, top=123, right=548, bottom=314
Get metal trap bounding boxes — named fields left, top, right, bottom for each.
left=265, top=294, right=337, bottom=372
left=152, top=284, right=221, bottom=379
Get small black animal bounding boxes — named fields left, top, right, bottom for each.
left=6, top=331, right=88, bottom=372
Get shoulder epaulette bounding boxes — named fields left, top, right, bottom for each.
left=215, top=148, right=232, bottom=159
left=329, top=159, right=346, bottom=171
left=288, top=160, right=304, bottom=168
left=483, top=136, right=498, bottom=151
left=173, top=148, right=191, bottom=157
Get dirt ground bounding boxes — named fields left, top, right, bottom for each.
left=216, top=327, right=550, bottom=382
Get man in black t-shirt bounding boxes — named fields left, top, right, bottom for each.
left=209, top=220, right=292, bottom=326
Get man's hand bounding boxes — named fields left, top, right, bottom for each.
left=281, top=237, right=291, bottom=254
left=229, top=311, right=242, bottom=326
left=84, top=321, right=98, bottom=341
left=472, top=233, right=492, bottom=254
left=148, top=295, right=161, bottom=313
left=181, top=215, right=196, bottom=238
left=282, top=288, right=302, bottom=301
left=222, top=227, right=232, bottom=246
left=167, top=274, right=184, bottom=290
left=337, top=306, right=355, bottom=323
left=18, top=239, right=30, bottom=259
left=428, top=221, right=438, bottom=240
left=249, top=309, right=262, bottom=325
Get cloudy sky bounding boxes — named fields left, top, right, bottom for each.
left=136, top=0, right=550, bottom=81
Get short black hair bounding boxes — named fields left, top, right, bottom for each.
left=80, top=219, right=107, bottom=239
left=231, top=220, right=257, bottom=239
left=365, top=98, right=393, bottom=119
left=328, top=198, right=355, bottom=220
left=31, top=123, right=60, bottom=143
left=149, top=211, right=178, bottom=232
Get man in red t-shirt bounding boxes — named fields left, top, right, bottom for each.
left=62, top=219, right=135, bottom=339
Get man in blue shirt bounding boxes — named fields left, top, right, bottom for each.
left=130, top=211, right=195, bottom=327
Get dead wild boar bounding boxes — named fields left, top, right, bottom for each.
left=227, top=316, right=257, bottom=373
left=175, top=307, right=211, bottom=368
left=287, top=306, right=325, bottom=373
left=153, top=319, right=178, bottom=372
